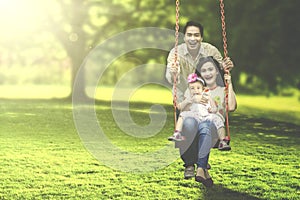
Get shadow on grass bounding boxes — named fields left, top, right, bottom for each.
left=178, top=181, right=262, bottom=200
left=202, top=184, right=262, bottom=200
left=230, top=112, right=299, bottom=148
left=2, top=97, right=298, bottom=141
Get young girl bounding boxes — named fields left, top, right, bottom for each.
left=168, top=73, right=220, bottom=143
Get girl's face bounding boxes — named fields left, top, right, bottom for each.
left=188, top=81, right=204, bottom=96
left=199, top=62, right=218, bottom=87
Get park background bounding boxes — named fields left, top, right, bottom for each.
left=0, top=0, right=299, bottom=199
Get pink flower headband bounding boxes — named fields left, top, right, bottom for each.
left=187, top=73, right=206, bottom=86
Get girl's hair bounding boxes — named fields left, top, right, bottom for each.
left=187, top=73, right=206, bottom=86
left=195, top=56, right=225, bottom=87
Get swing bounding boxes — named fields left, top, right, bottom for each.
left=172, top=0, right=231, bottom=144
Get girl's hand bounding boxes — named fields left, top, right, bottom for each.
left=208, top=104, right=218, bottom=113
left=192, top=93, right=208, bottom=105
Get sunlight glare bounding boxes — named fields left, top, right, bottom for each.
left=0, top=0, right=47, bottom=38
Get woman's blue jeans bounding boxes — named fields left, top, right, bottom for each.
left=179, top=117, right=214, bottom=169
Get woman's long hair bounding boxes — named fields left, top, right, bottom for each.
left=195, top=56, right=225, bottom=87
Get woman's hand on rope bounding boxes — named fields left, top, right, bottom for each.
left=222, top=57, right=234, bottom=71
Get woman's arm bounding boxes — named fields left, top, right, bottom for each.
left=177, top=97, right=192, bottom=111
left=224, top=73, right=237, bottom=111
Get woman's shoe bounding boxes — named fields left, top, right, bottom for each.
left=195, top=168, right=213, bottom=187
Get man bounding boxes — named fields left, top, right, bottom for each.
left=165, top=21, right=234, bottom=179
left=166, top=21, right=233, bottom=106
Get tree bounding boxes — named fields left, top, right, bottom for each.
left=41, top=0, right=178, bottom=100
left=2, top=0, right=298, bottom=96
left=225, top=0, right=300, bottom=94
left=178, top=0, right=300, bottom=94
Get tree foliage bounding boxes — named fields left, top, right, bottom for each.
left=0, top=0, right=299, bottom=96
left=225, top=0, right=300, bottom=93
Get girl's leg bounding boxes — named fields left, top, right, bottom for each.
left=218, top=127, right=231, bottom=150
left=175, top=116, right=183, bottom=132
left=217, top=127, right=226, bottom=140
left=168, top=116, right=185, bottom=141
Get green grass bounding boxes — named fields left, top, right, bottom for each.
left=0, top=86, right=299, bottom=199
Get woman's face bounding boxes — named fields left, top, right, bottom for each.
left=199, top=62, right=218, bottom=87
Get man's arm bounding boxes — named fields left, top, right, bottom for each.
left=165, top=47, right=180, bottom=84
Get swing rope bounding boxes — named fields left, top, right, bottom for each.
left=219, top=0, right=231, bottom=141
left=172, top=0, right=231, bottom=139
left=172, top=0, right=180, bottom=127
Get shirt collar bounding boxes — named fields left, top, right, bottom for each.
left=183, top=43, right=205, bottom=57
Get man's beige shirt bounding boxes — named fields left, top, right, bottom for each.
left=166, top=42, right=223, bottom=104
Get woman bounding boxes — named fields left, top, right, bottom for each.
left=196, top=56, right=237, bottom=113
left=196, top=56, right=237, bottom=149
left=178, top=56, right=237, bottom=187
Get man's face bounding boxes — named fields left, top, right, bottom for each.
left=184, top=26, right=203, bottom=51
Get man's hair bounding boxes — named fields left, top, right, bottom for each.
left=183, top=21, right=204, bottom=37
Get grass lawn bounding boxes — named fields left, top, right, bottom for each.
left=0, top=85, right=299, bottom=199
